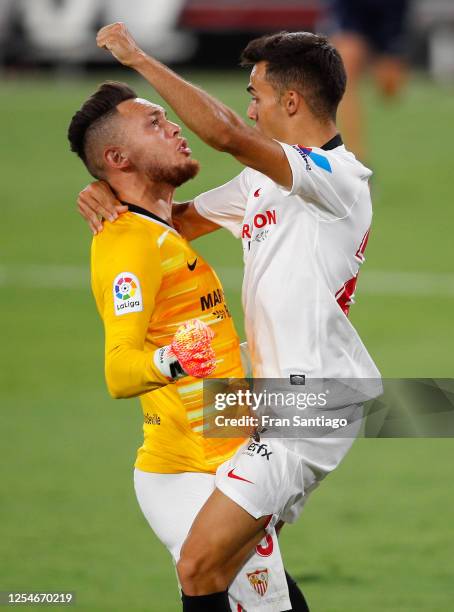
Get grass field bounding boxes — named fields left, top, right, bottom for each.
left=1, top=71, right=454, bottom=611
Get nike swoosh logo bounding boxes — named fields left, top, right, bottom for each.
left=254, top=188, right=261, bottom=198
left=227, top=468, right=254, bottom=484
left=187, top=258, right=197, bottom=271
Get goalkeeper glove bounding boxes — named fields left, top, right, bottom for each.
left=153, top=319, right=216, bottom=380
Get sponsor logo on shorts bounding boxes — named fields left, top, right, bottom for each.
left=256, top=534, right=274, bottom=557
left=290, top=374, right=306, bottom=385
left=243, top=441, right=273, bottom=461
left=227, top=468, right=254, bottom=484
left=247, top=568, right=269, bottom=597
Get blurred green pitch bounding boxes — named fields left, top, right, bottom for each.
left=1, top=71, right=454, bottom=611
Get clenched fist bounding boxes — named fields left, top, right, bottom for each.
left=97, top=22, right=145, bottom=67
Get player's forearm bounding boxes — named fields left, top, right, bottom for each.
left=132, top=53, right=246, bottom=153
left=105, top=319, right=215, bottom=398
left=105, top=345, right=168, bottom=399
left=172, top=202, right=220, bottom=241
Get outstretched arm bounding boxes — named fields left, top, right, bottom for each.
left=96, top=23, right=292, bottom=190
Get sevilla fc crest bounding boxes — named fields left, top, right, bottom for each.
left=247, top=568, right=269, bottom=596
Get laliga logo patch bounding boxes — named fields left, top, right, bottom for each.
left=247, top=568, right=269, bottom=596
left=113, top=272, right=143, bottom=316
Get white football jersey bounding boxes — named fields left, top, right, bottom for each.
left=194, top=135, right=381, bottom=382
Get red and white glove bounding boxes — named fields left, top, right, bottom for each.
left=154, top=319, right=216, bottom=380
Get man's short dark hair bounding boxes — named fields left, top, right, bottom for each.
left=240, top=32, right=346, bottom=121
left=68, top=81, right=137, bottom=178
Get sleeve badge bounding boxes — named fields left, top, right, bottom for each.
left=113, top=272, right=143, bottom=316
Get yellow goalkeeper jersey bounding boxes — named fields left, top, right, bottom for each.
left=91, top=203, right=244, bottom=474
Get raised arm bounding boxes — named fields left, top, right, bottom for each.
left=96, top=23, right=293, bottom=190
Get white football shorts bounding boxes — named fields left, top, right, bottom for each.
left=215, top=404, right=363, bottom=527
left=133, top=469, right=291, bottom=611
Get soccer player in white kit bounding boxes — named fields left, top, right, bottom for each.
left=83, top=24, right=382, bottom=611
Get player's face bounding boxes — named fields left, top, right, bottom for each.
left=246, top=62, right=289, bottom=139
left=116, top=98, right=199, bottom=186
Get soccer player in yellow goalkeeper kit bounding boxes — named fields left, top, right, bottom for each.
left=68, top=83, right=298, bottom=612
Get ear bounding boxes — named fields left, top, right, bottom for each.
left=104, top=147, right=130, bottom=171
left=282, top=90, right=301, bottom=117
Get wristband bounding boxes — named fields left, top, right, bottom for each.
left=153, top=345, right=186, bottom=381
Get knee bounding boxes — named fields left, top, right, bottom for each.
left=177, top=550, right=228, bottom=595
left=176, top=555, right=201, bottom=586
